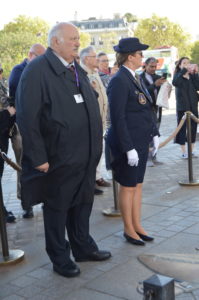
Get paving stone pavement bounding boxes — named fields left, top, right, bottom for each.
left=1, top=90, right=199, bottom=299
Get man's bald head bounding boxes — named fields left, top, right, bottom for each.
left=47, top=22, right=80, bottom=63
left=28, top=43, right=46, bottom=61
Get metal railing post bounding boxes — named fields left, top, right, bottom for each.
left=0, top=181, right=9, bottom=258
left=102, top=172, right=121, bottom=217
left=0, top=178, right=24, bottom=265
left=179, top=112, right=199, bottom=186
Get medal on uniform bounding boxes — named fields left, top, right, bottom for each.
left=138, top=93, right=147, bottom=105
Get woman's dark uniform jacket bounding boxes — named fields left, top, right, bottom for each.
left=106, top=66, right=158, bottom=186
left=16, top=47, right=102, bottom=210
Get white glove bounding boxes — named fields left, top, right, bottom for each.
left=152, top=135, right=160, bottom=157
left=127, top=149, right=139, bottom=167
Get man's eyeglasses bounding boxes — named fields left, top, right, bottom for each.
left=99, top=59, right=109, bottom=63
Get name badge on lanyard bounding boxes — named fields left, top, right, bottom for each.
left=74, top=94, right=84, bottom=103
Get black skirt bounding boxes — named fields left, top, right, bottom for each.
left=111, top=148, right=149, bottom=187
left=175, top=111, right=198, bottom=145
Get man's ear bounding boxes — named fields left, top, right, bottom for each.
left=52, top=36, right=60, bottom=47
left=84, top=56, right=88, bottom=65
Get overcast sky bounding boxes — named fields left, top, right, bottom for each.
left=1, top=0, right=198, bottom=40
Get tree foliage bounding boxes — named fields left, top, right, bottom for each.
left=99, top=32, right=118, bottom=53
left=3, top=15, right=50, bottom=37
left=0, top=15, right=91, bottom=77
left=0, top=15, right=50, bottom=77
left=190, top=41, right=199, bottom=64
left=123, top=13, right=138, bottom=23
left=79, top=31, right=91, bottom=49
left=134, top=14, right=192, bottom=57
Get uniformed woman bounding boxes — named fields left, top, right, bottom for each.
left=107, top=38, right=159, bottom=245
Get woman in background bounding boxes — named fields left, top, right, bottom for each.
left=172, top=57, right=199, bottom=158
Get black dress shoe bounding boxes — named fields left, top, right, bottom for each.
left=5, top=211, right=16, bottom=223
left=53, top=260, right=80, bottom=278
left=136, top=232, right=154, bottom=242
left=94, top=188, right=103, bottom=195
left=75, top=250, right=111, bottom=262
left=96, top=178, right=111, bottom=187
left=23, top=207, right=34, bottom=219
left=123, top=232, right=145, bottom=246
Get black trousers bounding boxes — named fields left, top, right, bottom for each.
left=0, top=133, right=9, bottom=215
left=0, top=133, right=9, bottom=178
left=43, top=201, right=98, bottom=266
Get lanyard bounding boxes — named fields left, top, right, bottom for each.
left=74, top=65, right=80, bottom=90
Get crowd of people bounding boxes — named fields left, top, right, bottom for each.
left=0, top=21, right=199, bottom=278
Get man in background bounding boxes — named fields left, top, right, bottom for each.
left=9, top=43, right=46, bottom=218
left=97, top=52, right=111, bottom=75
left=140, top=57, right=166, bottom=166
left=80, top=46, right=111, bottom=195
left=0, top=63, right=16, bottom=223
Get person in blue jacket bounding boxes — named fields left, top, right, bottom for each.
left=107, top=38, right=159, bottom=246
left=9, top=44, right=46, bottom=219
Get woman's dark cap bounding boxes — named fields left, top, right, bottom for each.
left=113, top=37, right=149, bottom=53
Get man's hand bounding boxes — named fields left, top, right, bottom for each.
left=127, top=149, right=139, bottom=167
left=152, top=135, right=160, bottom=157
left=7, top=106, right=16, bottom=116
left=154, top=78, right=166, bottom=87
left=35, top=162, right=49, bottom=173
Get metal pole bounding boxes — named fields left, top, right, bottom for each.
left=186, top=112, right=193, bottom=182
left=0, top=179, right=24, bottom=265
left=102, top=172, right=121, bottom=217
left=179, top=112, right=199, bottom=186
left=0, top=180, right=9, bottom=258
left=112, top=177, right=119, bottom=211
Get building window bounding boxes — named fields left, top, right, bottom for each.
left=91, top=37, right=95, bottom=45
left=99, top=37, right=103, bottom=45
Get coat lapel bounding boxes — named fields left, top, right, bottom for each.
left=121, top=66, right=153, bottom=103
left=44, top=47, right=77, bottom=85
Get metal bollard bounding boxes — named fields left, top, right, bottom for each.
left=102, top=172, right=121, bottom=217
left=143, top=274, right=175, bottom=300
left=179, top=112, right=199, bottom=186
left=0, top=180, right=25, bottom=265
left=0, top=181, right=9, bottom=258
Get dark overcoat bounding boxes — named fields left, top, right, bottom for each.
left=9, top=59, right=28, bottom=104
left=172, top=68, right=199, bottom=115
left=16, top=47, right=102, bottom=210
left=106, top=66, right=158, bottom=160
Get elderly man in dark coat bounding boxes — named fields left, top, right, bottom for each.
left=16, top=22, right=111, bottom=278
